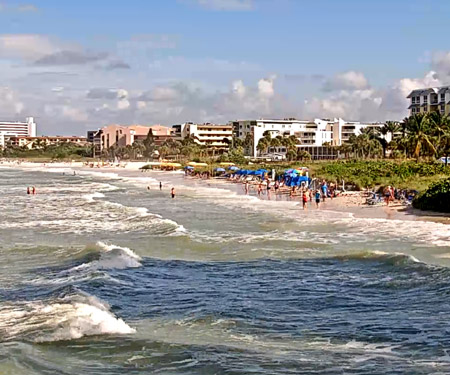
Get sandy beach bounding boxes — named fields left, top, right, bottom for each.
left=2, top=159, right=448, bottom=224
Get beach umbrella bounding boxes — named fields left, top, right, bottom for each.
left=184, top=166, right=194, bottom=170
left=229, top=166, right=239, bottom=171
left=257, top=169, right=268, bottom=173
left=215, top=167, right=226, bottom=172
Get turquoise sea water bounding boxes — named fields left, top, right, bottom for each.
left=1, top=167, right=450, bottom=374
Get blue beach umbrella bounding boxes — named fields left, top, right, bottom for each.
left=229, top=166, right=240, bottom=171
left=185, top=166, right=194, bottom=170
left=215, top=167, right=226, bottom=172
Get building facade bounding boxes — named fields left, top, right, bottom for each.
left=99, top=124, right=173, bottom=151
left=173, top=123, right=233, bottom=150
left=0, top=117, right=37, bottom=147
left=407, top=86, right=450, bottom=116
left=231, top=118, right=382, bottom=158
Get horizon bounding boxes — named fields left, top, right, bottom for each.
left=1, top=0, right=450, bottom=135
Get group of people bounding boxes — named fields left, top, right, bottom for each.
left=26, top=186, right=36, bottom=195
left=146, top=181, right=176, bottom=199
left=242, top=178, right=337, bottom=210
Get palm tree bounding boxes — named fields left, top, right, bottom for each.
left=405, top=113, right=436, bottom=160
left=256, top=138, right=269, bottom=156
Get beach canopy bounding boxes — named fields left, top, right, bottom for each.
left=215, top=167, right=226, bottom=172
left=187, top=162, right=208, bottom=167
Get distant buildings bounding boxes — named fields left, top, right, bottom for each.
left=231, top=118, right=383, bottom=159
left=172, top=122, right=232, bottom=150
left=407, top=86, right=450, bottom=116
left=97, top=124, right=173, bottom=151
left=9, top=136, right=87, bottom=149
left=0, top=117, right=36, bottom=147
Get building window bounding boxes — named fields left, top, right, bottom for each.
left=441, top=93, right=446, bottom=102
left=423, top=96, right=428, bottom=103
left=412, top=97, right=416, bottom=104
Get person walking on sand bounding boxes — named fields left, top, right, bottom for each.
left=32, top=186, right=36, bottom=195
left=315, top=190, right=321, bottom=208
left=302, top=190, right=308, bottom=210
left=27, top=186, right=30, bottom=195
left=171, top=187, right=175, bottom=199
left=159, top=181, right=162, bottom=190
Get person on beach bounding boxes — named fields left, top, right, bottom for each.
left=32, top=186, right=36, bottom=195
left=171, top=187, right=175, bottom=199
left=159, top=182, right=162, bottom=190
left=384, top=186, right=391, bottom=206
left=257, top=182, right=263, bottom=196
left=244, top=181, right=249, bottom=194
left=27, top=186, right=30, bottom=195
left=302, top=190, right=308, bottom=210
left=329, top=183, right=335, bottom=199
left=147, top=186, right=151, bottom=190
left=266, top=180, right=271, bottom=197
left=315, top=190, right=321, bottom=208
left=321, top=180, right=328, bottom=202
left=274, top=180, right=279, bottom=194
left=309, top=188, right=313, bottom=204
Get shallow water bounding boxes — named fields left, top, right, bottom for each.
left=1, top=167, right=450, bottom=374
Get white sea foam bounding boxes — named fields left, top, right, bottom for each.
left=82, top=192, right=105, bottom=202
left=0, top=293, right=135, bottom=342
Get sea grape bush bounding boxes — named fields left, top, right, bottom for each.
left=413, top=178, right=450, bottom=212
left=315, top=160, right=450, bottom=188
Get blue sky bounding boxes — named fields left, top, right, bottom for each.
left=0, top=0, right=449, bottom=134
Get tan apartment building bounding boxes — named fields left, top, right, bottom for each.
left=100, top=124, right=173, bottom=151
left=407, top=86, right=450, bottom=116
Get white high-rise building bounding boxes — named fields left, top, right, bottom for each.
left=0, top=117, right=37, bottom=147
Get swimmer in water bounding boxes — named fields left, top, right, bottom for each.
left=171, top=187, right=175, bottom=199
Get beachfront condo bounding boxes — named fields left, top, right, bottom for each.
left=230, top=118, right=383, bottom=159
left=99, top=124, right=173, bottom=151
left=0, top=117, right=36, bottom=148
left=407, top=86, right=450, bottom=116
left=172, top=122, right=233, bottom=150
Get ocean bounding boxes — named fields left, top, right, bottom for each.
left=1, top=166, right=450, bottom=374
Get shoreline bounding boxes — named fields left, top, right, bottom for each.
left=2, top=159, right=450, bottom=224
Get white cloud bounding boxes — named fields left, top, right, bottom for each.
left=431, top=51, right=450, bottom=83
left=0, top=34, right=57, bottom=60
left=258, top=75, right=276, bottom=97
left=191, top=0, right=253, bottom=11
left=323, top=71, right=369, bottom=91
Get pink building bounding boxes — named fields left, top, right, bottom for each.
left=100, top=124, right=173, bottom=151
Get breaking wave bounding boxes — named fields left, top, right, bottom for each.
left=0, top=289, right=135, bottom=343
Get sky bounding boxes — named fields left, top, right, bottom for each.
left=0, top=0, right=450, bottom=135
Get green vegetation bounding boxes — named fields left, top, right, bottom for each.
left=308, top=160, right=450, bottom=191
left=338, top=113, right=450, bottom=161
left=0, top=143, right=92, bottom=161
left=413, top=178, right=450, bottom=213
